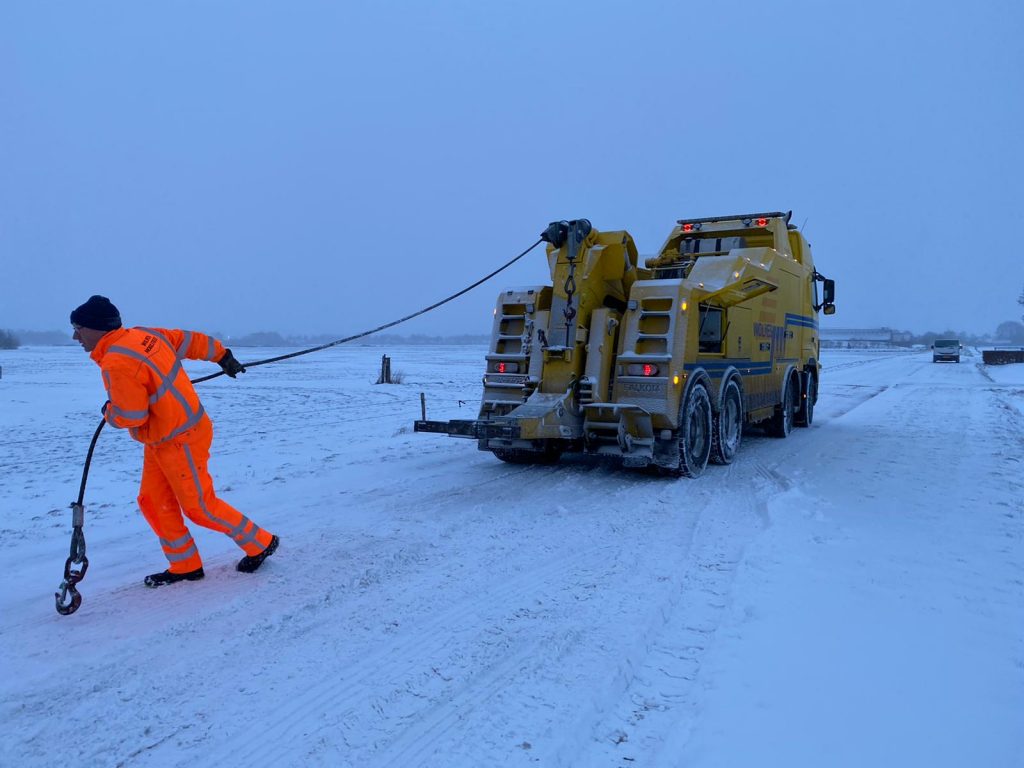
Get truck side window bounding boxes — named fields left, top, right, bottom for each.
left=699, top=306, right=724, bottom=354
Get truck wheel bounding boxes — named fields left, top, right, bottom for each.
left=711, top=379, right=743, bottom=465
left=768, top=374, right=796, bottom=438
left=795, top=372, right=816, bottom=427
left=676, top=382, right=712, bottom=477
left=491, top=443, right=562, bottom=465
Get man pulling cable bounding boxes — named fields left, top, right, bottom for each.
left=71, top=295, right=279, bottom=587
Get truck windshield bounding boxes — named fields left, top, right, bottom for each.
left=935, top=340, right=958, bottom=348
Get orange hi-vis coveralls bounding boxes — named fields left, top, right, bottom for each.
left=91, top=327, right=274, bottom=574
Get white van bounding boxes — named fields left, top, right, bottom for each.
left=932, top=339, right=962, bottom=363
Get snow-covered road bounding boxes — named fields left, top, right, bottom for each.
left=1, top=345, right=1021, bottom=767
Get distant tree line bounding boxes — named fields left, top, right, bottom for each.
left=226, top=325, right=1024, bottom=347
left=12, top=329, right=71, bottom=346
left=995, top=321, right=1024, bottom=344
left=0, top=329, right=492, bottom=348
left=897, top=321, right=1024, bottom=346
left=6, top=320, right=1023, bottom=349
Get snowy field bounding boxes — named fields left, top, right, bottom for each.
left=1, top=344, right=1022, bottom=767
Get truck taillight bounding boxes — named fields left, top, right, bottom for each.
left=756, top=217, right=768, bottom=227
left=627, top=364, right=660, bottom=377
left=494, top=361, right=520, bottom=373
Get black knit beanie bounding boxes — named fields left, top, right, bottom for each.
left=70, top=295, right=122, bottom=332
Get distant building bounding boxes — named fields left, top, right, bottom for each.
left=820, top=327, right=912, bottom=348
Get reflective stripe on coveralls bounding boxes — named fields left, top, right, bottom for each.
left=183, top=441, right=262, bottom=549
left=106, top=343, right=206, bottom=442
left=159, top=532, right=200, bottom=565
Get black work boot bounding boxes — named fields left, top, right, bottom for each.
left=236, top=535, right=279, bottom=573
left=144, top=567, right=205, bottom=588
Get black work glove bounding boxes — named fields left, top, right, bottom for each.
left=218, top=349, right=246, bottom=378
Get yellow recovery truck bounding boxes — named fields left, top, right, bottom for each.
left=415, top=212, right=836, bottom=477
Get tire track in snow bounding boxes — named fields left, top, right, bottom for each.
left=196, top=468, right=704, bottom=767
left=366, top=494, right=707, bottom=767
left=198, top=533, right=632, bottom=764
left=567, top=359, right=982, bottom=764
left=572, top=466, right=776, bottom=765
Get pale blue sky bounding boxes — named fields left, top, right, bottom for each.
left=2, top=1, right=1021, bottom=338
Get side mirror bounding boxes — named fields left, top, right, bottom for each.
left=812, top=272, right=836, bottom=313
left=822, top=279, right=835, bottom=305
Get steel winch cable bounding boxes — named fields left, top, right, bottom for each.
left=54, top=237, right=544, bottom=615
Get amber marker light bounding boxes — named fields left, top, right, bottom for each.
left=681, top=301, right=688, bottom=311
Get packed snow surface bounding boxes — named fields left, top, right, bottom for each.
left=1, top=345, right=1021, bottom=767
